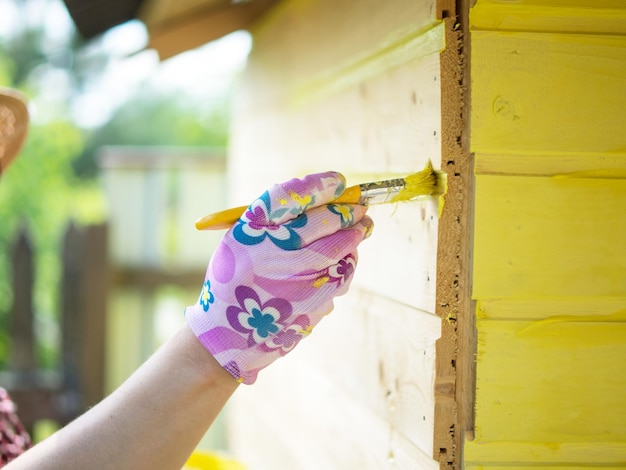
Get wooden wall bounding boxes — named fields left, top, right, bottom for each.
left=465, top=0, right=626, bottom=467
left=225, top=0, right=461, bottom=467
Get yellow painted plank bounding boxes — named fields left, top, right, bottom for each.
left=478, top=298, right=626, bottom=321
left=474, top=153, right=626, bottom=177
left=476, top=0, right=626, bottom=6
left=472, top=319, right=626, bottom=443
left=473, top=174, right=626, bottom=299
left=465, top=441, right=626, bottom=467
left=471, top=31, right=626, bottom=157
left=471, top=0, right=626, bottom=35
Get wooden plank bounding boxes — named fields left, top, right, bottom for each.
left=227, top=0, right=450, bottom=468
left=229, top=42, right=444, bottom=312
left=250, top=0, right=440, bottom=92
left=228, top=1, right=444, bottom=191
left=470, top=31, right=626, bottom=157
left=472, top=173, right=626, bottom=299
left=231, top=375, right=439, bottom=470
left=472, top=319, right=626, bottom=444
left=471, top=0, right=626, bottom=35
left=79, top=224, right=108, bottom=408
left=434, top=15, right=475, bottom=470
left=228, top=288, right=441, bottom=467
left=475, top=152, right=626, bottom=177
left=355, top=198, right=439, bottom=313
left=478, top=298, right=626, bottom=321
left=229, top=49, right=443, bottom=197
left=10, top=228, right=36, bottom=370
left=229, top=54, right=444, bottom=310
left=291, top=22, right=445, bottom=107
left=465, top=441, right=626, bottom=467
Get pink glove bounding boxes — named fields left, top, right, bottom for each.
left=185, top=172, right=374, bottom=384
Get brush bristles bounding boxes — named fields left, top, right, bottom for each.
left=391, top=161, right=447, bottom=202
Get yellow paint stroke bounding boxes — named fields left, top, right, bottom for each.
left=312, top=276, right=329, bottom=288
left=298, top=325, right=314, bottom=336
left=288, top=190, right=312, bottom=208
left=290, top=21, right=445, bottom=107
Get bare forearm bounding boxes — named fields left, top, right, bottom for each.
left=7, top=324, right=238, bottom=470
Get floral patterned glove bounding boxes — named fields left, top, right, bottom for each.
left=185, top=172, right=374, bottom=384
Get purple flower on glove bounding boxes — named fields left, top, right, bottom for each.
left=263, top=315, right=310, bottom=354
left=227, top=285, right=293, bottom=346
left=327, top=254, right=356, bottom=286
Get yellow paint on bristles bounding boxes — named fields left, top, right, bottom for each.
left=195, top=160, right=447, bottom=230
left=392, top=160, right=447, bottom=202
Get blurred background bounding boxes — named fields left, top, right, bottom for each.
left=0, top=0, right=251, bottom=453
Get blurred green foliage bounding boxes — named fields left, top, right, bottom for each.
left=0, top=0, right=230, bottom=369
left=0, top=117, right=99, bottom=368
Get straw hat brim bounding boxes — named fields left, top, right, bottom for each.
left=0, top=88, right=29, bottom=173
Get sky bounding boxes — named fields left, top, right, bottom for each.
left=0, top=0, right=253, bottom=127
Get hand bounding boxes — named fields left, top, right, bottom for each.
left=185, top=172, right=374, bottom=384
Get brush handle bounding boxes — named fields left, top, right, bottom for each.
left=195, top=184, right=364, bottom=230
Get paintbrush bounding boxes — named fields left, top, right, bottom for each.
left=195, top=160, right=446, bottom=230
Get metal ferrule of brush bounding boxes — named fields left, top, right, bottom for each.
left=359, top=178, right=406, bottom=205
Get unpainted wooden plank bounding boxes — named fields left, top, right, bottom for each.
left=470, top=31, right=626, bottom=157
left=230, top=376, right=440, bottom=470
left=472, top=319, right=626, bottom=444
left=302, top=289, right=441, bottom=451
left=229, top=51, right=443, bottom=199
left=228, top=289, right=441, bottom=467
left=227, top=2, right=443, bottom=191
left=227, top=0, right=449, bottom=468
left=355, top=199, right=439, bottom=313
left=473, top=173, right=626, bottom=299
left=229, top=55, right=443, bottom=311
left=249, top=0, right=440, bottom=92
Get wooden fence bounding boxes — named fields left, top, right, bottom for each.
left=1, top=222, right=108, bottom=436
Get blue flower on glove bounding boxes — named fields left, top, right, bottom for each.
left=232, top=191, right=307, bottom=250
left=226, top=286, right=292, bottom=346
left=199, top=280, right=215, bottom=312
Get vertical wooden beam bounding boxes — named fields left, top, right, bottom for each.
left=10, top=227, right=36, bottom=371
left=60, top=222, right=85, bottom=419
left=80, top=224, right=108, bottom=409
left=434, top=0, right=476, bottom=467
left=61, top=222, right=109, bottom=413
